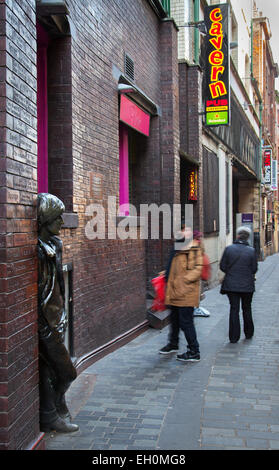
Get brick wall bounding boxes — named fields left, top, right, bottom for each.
left=0, top=0, right=180, bottom=448
left=0, top=0, right=41, bottom=450
left=158, top=18, right=180, bottom=270
left=48, top=36, right=73, bottom=212
left=57, top=1, right=179, bottom=357
left=179, top=62, right=203, bottom=231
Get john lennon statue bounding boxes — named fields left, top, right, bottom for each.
left=37, top=193, right=78, bottom=433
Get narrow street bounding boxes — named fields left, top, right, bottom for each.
left=45, top=253, right=279, bottom=451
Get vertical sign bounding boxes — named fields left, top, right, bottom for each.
left=188, top=169, right=198, bottom=201
left=204, top=3, right=230, bottom=126
left=271, top=159, right=278, bottom=190
left=263, top=149, right=272, bottom=185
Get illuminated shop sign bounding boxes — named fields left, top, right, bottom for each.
left=189, top=169, right=198, bottom=201
left=120, top=94, right=150, bottom=136
left=264, top=148, right=272, bottom=185
left=204, top=4, right=230, bottom=126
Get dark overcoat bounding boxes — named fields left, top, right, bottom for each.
left=220, top=240, right=258, bottom=293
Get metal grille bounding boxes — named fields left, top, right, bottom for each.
left=124, top=53, right=135, bottom=81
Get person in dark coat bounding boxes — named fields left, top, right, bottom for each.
left=220, top=226, right=258, bottom=343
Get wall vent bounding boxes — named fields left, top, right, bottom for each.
left=124, top=53, right=135, bottom=81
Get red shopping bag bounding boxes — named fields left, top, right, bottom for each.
left=151, top=274, right=166, bottom=311
left=201, top=253, right=211, bottom=281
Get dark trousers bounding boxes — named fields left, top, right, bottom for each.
left=169, top=306, right=200, bottom=354
left=227, top=292, right=254, bottom=343
left=39, top=335, right=77, bottom=426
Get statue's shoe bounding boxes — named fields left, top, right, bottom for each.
left=41, top=416, right=79, bottom=433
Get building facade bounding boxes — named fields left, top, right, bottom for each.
left=171, top=0, right=261, bottom=286
left=0, top=0, right=180, bottom=450
left=252, top=3, right=279, bottom=257
left=1, top=0, right=278, bottom=451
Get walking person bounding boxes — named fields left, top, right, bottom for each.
left=220, top=226, right=258, bottom=343
left=193, top=230, right=210, bottom=317
left=159, top=224, right=203, bottom=362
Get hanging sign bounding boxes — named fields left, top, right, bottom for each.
left=188, top=169, right=198, bottom=201
left=263, top=149, right=272, bottom=185
left=119, top=94, right=150, bottom=136
left=271, top=159, right=278, bottom=190
left=204, top=3, right=230, bottom=126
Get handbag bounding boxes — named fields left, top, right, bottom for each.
left=220, top=253, right=241, bottom=295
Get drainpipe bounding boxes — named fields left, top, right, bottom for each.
left=259, top=102, right=263, bottom=182
left=257, top=102, right=264, bottom=258
left=194, top=0, right=200, bottom=64
left=251, top=14, right=263, bottom=256
left=250, top=19, right=253, bottom=77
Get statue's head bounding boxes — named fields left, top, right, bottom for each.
left=38, top=193, right=65, bottom=238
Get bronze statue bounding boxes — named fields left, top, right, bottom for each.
left=37, top=193, right=78, bottom=433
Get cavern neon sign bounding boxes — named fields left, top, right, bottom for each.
left=204, top=3, right=230, bottom=126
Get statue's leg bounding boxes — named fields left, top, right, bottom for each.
left=41, top=337, right=77, bottom=417
left=39, top=353, right=58, bottom=428
left=39, top=337, right=78, bottom=433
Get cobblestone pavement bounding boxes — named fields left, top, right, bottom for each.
left=45, top=253, right=279, bottom=450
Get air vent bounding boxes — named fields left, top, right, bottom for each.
left=124, top=53, right=135, bottom=81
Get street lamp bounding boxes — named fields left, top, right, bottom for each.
left=177, top=21, right=208, bottom=36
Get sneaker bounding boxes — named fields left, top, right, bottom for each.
left=159, top=344, right=179, bottom=355
left=176, top=351, right=200, bottom=362
left=193, top=307, right=210, bottom=317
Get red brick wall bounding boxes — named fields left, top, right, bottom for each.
left=48, top=36, right=73, bottom=212
left=179, top=62, right=203, bottom=231
left=58, top=0, right=180, bottom=358
left=0, top=0, right=179, bottom=449
left=0, top=0, right=40, bottom=450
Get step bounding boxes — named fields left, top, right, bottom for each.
left=146, top=308, right=171, bottom=330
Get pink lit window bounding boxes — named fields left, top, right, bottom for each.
left=119, top=95, right=150, bottom=216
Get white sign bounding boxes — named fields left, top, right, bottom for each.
left=271, top=159, right=278, bottom=190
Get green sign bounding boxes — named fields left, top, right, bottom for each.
left=206, top=110, right=229, bottom=126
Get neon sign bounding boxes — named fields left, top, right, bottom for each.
left=189, top=169, right=198, bottom=201
left=204, top=4, right=230, bottom=126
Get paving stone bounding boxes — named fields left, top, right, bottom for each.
left=45, top=254, right=279, bottom=451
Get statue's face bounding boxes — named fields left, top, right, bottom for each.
left=47, top=214, right=64, bottom=236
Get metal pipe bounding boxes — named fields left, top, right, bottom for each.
left=194, top=0, right=200, bottom=64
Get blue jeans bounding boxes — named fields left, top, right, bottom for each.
left=169, top=306, right=200, bottom=354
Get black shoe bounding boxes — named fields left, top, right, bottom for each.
left=159, top=344, right=179, bottom=354
left=177, top=351, right=200, bottom=362
left=41, top=416, right=79, bottom=433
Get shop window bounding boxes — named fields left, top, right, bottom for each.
left=119, top=94, right=150, bottom=216
left=119, top=123, right=148, bottom=215
left=203, top=146, right=219, bottom=234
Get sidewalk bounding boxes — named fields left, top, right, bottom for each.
left=45, top=253, right=279, bottom=450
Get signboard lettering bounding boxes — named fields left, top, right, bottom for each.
left=204, top=4, right=230, bottom=126
left=264, top=149, right=272, bottom=185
